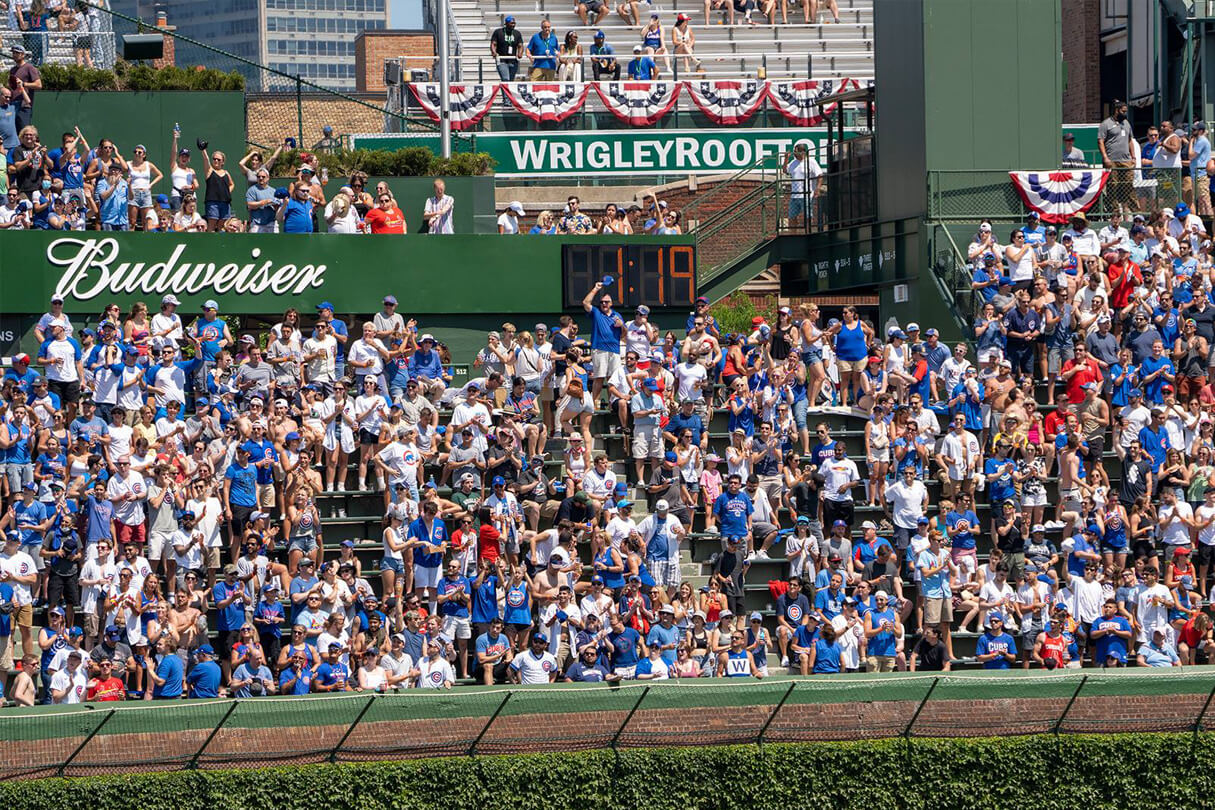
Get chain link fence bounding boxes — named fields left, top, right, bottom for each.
left=928, top=167, right=1185, bottom=224
left=2, top=671, right=1214, bottom=781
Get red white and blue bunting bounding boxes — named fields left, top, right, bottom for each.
left=683, top=79, right=768, bottom=125
left=405, top=79, right=868, bottom=127
left=1009, top=170, right=1110, bottom=224
left=408, top=83, right=499, bottom=130
left=766, top=78, right=855, bottom=126
left=594, top=81, right=682, bottom=126
left=500, top=82, right=593, bottom=123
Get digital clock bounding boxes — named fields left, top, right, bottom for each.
left=562, top=244, right=697, bottom=309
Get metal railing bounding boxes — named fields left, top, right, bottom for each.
left=2, top=671, right=1213, bottom=780
left=0, top=28, right=116, bottom=70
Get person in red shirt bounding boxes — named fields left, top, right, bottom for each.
left=1059, top=343, right=1102, bottom=403
left=1106, top=247, right=1141, bottom=313
left=86, top=658, right=126, bottom=701
left=363, top=192, right=406, bottom=234
left=477, top=523, right=502, bottom=564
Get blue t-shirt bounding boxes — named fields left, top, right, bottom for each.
left=976, top=631, right=1018, bottom=669
left=315, top=661, right=350, bottom=690
left=470, top=575, right=500, bottom=624
left=713, top=491, right=753, bottom=538
left=1192, top=135, right=1212, bottom=179
left=246, top=185, right=278, bottom=226
left=589, top=306, right=623, bottom=352
left=814, top=587, right=844, bottom=621
left=224, top=461, right=258, bottom=508
left=193, top=317, right=226, bottom=362
left=279, top=667, right=313, bottom=694
left=1138, top=355, right=1174, bottom=404
left=97, top=178, right=129, bottom=225
left=437, top=575, right=472, bottom=618
left=475, top=631, right=510, bottom=662
left=627, top=56, right=656, bottom=79
left=646, top=623, right=679, bottom=665
left=153, top=653, right=184, bottom=698
left=527, top=32, right=558, bottom=69
left=69, top=415, right=108, bottom=451
left=282, top=197, right=314, bottom=233
left=867, top=608, right=897, bottom=657
left=0, top=582, right=12, bottom=638
left=255, top=598, right=284, bottom=638
left=985, top=457, right=1017, bottom=503
left=240, top=439, right=277, bottom=486
left=212, top=581, right=247, bottom=631
left=608, top=627, right=641, bottom=668
left=917, top=548, right=951, bottom=599
left=186, top=660, right=222, bottom=697
left=1092, top=615, right=1132, bottom=663
left=12, top=500, right=47, bottom=545
left=812, top=638, right=841, bottom=673
left=946, top=509, right=979, bottom=550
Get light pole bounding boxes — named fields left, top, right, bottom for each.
left=438, top=0, right=451, bottom=157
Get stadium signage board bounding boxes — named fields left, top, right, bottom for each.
left=351, top=128, right=832, bottom=177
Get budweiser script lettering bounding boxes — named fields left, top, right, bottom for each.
left=48, top=237, right=327, bottom=301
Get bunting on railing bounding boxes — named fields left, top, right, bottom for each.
left=593, top=81, right=682, bottom=126
left=404, top=80, right=869, bottom=128
left=500, top=82, right=593, bottom=123
left=766, top=78, right=853, bottom=126
left=1009, top=170, right=1110, bottom=224
left=682, top=79, right=768, bottom=125
left=408, top=83, right=499, bottom=130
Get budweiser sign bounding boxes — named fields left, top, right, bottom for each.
left=48, top=237, right=328, bottom=302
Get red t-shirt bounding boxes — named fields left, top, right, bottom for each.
left=477, top=525, right=502, bottom=562
left=1107, top=260, right=1141, bottom=309
left=87, top=676, right=126, bottom=701
left=1061, top=358, right=1102, bottom=404
left=364, top=206, right=406, bottom=234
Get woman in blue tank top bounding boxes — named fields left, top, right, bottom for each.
left=592, top=533, right=626, bottom=592
left=809, top=623, right=842, bottom=674
left=503, top=566, right=533, bottom=650
left=829, top=306, right=873, bottom=408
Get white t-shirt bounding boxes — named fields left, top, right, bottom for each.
left=674, top=362, right=707, bottom=402
left=348, top=337, right=388, bottom=377
left=417, top=655, right=455, bottom=688
left=509, top=649, right=559, bottom=684
left=497, top=212, right=518, bottom=234
left=884, top=479, right=927, bottom=529
left=0, top=549, right=37, bottom=605
left=787, top=155, right=824, bottom=196
left=106, top=470, right=147, bottom=526
left=150, top=312, right=183, bottom=349
left=1069, top=574, right=1104, bottom=623
left=377, top=441, right=420, bottom=488
left=50, top=666, right=88, bottom=704
left=581, top=467, right=617, bottom=500
left=1197, top=504, right=1215, bottom=546
left=1159, top=502, right=1193, bottom=547
left=818, top=458, right=860, bottom=502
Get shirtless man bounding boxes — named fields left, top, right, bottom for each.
left=985, top=359, right=1017, bottom=447
left=9, top=654, right=38, bottom=707
left=166, top=588, right=205, bottom=651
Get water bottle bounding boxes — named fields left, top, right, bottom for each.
left=320, top=167, right=328, bottom=184
left=173, top=122, right=180, bottom=137
left=186, top=169, right=194, bottom=188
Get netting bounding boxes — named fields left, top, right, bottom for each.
left=3, top=670, right=1214, bottom=780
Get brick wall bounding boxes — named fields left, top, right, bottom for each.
left=1061, top=0, right=1101, bottom=123
left=355, top=31, right=437, bottom=93
left=245, top=94, right=389, bottom=149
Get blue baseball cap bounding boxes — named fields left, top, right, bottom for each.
left=998, top=276, right=1013, bottom=286
left=504, top=14, right=515, bottom=22
left=643, top=378, right=659, bottom=391
left=492, top=475, right=506, bottom=486
left=316, top=301, right=334, bottom=311
left=664, top=451, right=677, bottom=462
left=1176, top=202, right=1190, bottom=218
left=987, top=612, right=1005, bottom=624
left=614, top=482, right=628, bottom=494
left=796, top=515, right=811, bottom=524
left=123, top=345, right=139, bottom=356
left=594, top=29, right=605, bottom=38
left=155, top=193, right=170, bottom=207
left=196, top=644, right=215, bottom=656
left=285, top=431, right=301, bottom=441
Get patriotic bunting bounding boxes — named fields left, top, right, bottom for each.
left=500, top=82, right=593, bottom=123
left=1009, top=171, right=1110, bottom=224
left=594, top=81, right=682, bottom=126
left=408, top=83, right=499, bottom=130
left=682, top=79, right=768, bottom=125
left=404, top=79, right=870, bottom=128
left=766, top=78, right=854, bottom=126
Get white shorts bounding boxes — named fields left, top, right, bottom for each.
left=414, top=565, right=441, bottom=589
left=323, top=425, right=357, bottom=455
left=248, top=221, right=279, bottom=234
left=147, top=530, right=174, bottom=561
left=648, top=558, right=682, bottom=588
left=592, top=349, right=622, bottom=379
left=442, top=615, right=472, bottom=640
left=632, top=424, right=663, bottom=459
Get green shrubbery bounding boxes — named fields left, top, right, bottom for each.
left=264, top=147, right=495, bottom=178
left=30, top=62, right=246, bottom=92
left=4, top=735, right=1215, bottom=810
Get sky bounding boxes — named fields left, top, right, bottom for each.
left=389, top=0, right=423, bottom=29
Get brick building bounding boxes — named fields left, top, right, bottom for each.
left=355, top=30, right=437, bottom=93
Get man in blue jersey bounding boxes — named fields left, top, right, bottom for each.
left=436, top=558, right=473, bottom=679
left=712, top=474, right=753, bottom=544
left=606, top=611, right=644, bottom=679
left=189, top=300, right=232, bottom=391
left=474, top=617, right=513, bottom=685
left=581, top=278, right=624, bottom=406
left=975, top=613, right=1018, bottom=669
left=407, top=500, right=447, bottom=616
left=1089, top=599, right=1134, bottom=667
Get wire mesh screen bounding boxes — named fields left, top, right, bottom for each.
left=4, top=672, right=1215, bottom=780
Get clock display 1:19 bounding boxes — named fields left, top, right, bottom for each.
left=562, top=244, right=697, bottom=309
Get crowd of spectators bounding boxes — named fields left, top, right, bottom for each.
left=3, top=225, right=1214, bottom=705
